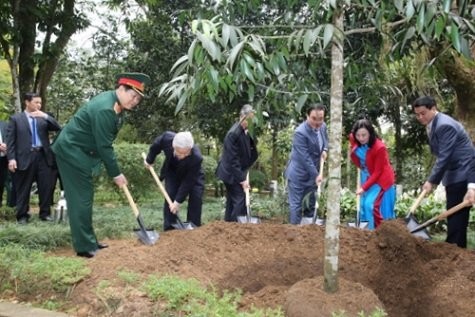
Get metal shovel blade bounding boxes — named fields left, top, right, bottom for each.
left=171, top=215, right=196, bottom=230
left=347, top=221, right=369, bottom=229
left=237, top=214, right=261, bottom=224
left=300, top=216, right=326, bottom=226
left=134, top=214, right=159, bottom=245
left=405, top=213, right=431, bottom=240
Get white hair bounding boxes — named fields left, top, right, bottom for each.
left=172, top=131, right=194, bottom=149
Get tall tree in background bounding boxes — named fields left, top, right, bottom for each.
left=0, top=0, right=88, bottom=112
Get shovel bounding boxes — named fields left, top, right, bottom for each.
left=237, top=172, right=260, bottom=224
left=348, top=168, right=369, bottom=229
left=142, top=152, right=196, bottom=230
left=121, top=184, right=159, bottom=245
left=410, top=200, right=471, bottom=234
left=405, top=189, right=431, bottom=239
left=301, top=159, right=325, bottom=225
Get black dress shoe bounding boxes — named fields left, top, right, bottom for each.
left=77, top=251, right=96, bottom=258
left=97, top=242, right=109, bottom=249
left=40, top=216, right=54, bottom=222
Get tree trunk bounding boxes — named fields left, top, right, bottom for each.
left=35, top=0, right=79, bottom=111
left=432, top=49, right=475, bottom=141
left=323, top=8, right=344, bottom=294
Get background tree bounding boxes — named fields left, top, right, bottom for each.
left=0, top=0, right=89, bottom=112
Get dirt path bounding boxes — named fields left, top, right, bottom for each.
left=52, top=220, right=475, bottom=316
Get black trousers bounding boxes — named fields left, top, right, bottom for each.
left=445, top=181, right=472, bottom=248
left=14, top=151, right=54, bottom=220
left=0, top=156, right=8, bottom=206
left=223, top=182, right=246, bottom=222
left=163, top=177, right=204, bottom=230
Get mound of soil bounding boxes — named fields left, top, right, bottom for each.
left=53, top=219, right=475, bottom=317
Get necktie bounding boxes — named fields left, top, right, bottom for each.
left=32, top=117, right=37, bottom=147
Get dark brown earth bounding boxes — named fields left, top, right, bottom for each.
left=50, top=219, right=475, bottom=317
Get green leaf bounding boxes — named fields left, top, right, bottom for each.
left=221, top=23, right=231, bottom=47
left=296, top=95, right=308, bottom=113
left=416, top=4, right=425, bottom=32
left=405, top=1, right=415, bottom=19
left=187, top=39, right=198, bottom=65
left=226, top=41, right=245, bottom=70
left=323, top=24, right=334, bottom=49
left=303, top=28, right=318, bottom=56
left=243, top=53, right=256, bottom=68
left=170, top=55, right=188, bottom=75
left=450, top=22, right=461, bottom=52
left=248, top=35, right=266, bottom=57
left=196, top=32, right=221, bottom=62
left=209, top=67, right=219, bottom=87
left=434, top=16, right=446, bottom=39
left=401, top=26, right=416, bottom=51
left=442, top=0, right=451, bottom=13
left=248, top=85, right=255, bottom=102
left=462, top=18, right=475, bottom=34
left=240, top=59, right=255, bottom=83
left=394, top=0, right=403, bottom=12
left=175, top=90, right=188, bottom=114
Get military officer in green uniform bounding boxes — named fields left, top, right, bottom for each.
left=52, top=72, right=150, bottom=258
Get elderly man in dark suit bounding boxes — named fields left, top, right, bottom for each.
left=216, top=104, right=258, bottom=222
left=6, top=92, right=61, bottom=224
left=285, top=104, right=328, bottom=224
left=412, top=96, right=475, bottom=248
left=0, top=120, right=9, bottom=207
left=145, top=131, right=205, bottom=231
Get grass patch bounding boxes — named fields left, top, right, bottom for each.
left=142, top=274, right=284, bottom=317
left=0, top=245, right=90, bottom=297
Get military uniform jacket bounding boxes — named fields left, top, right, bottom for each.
left=51, top=91, right=122, bottom=177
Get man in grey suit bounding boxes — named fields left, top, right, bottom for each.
left=0, top=120, right=8, bottom=206
left=412, top=96, right=474, bottom=248
left=285, top=104, right=328, bottom=224
left=7, top=92, right=61, bottom=224
left=216, top=104, right=258, bottom=222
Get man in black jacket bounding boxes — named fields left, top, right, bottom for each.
left=216, top=104, right=258, bottom=222
left=145, top=131, right=205, bottom=230
left=7, top=92, right=61, bottom=223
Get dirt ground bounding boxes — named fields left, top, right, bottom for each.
left=51, top=219, right=475, bottom=317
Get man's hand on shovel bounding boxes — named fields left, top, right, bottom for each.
left=169, top=201, right=180, bottom=214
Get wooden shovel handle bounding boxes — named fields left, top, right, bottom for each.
left=411, top=200, right=471, bottom=233
left=142, top=152, right=173, bottom=205
left=436, top=200, right=472, bottom=221
left=409, top=189, right=428, bottom=214
left=356, top=168, right=361, bottom=213
left=122, top=185, right=139, bottom=217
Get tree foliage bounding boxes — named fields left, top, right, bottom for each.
left=0, top=0, right=89, bottom=112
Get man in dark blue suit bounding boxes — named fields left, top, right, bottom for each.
left=412, top=96, right=474, bottom=248
left=145, top=131, right=205, bottom=231
left=216, top=104, right=258, bottom=222
left=6, top=92, right=61, bottom=224
left=285, top=104, right=328, bottom=224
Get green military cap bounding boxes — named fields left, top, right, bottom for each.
left=116, top=72, right=151, bottom=96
